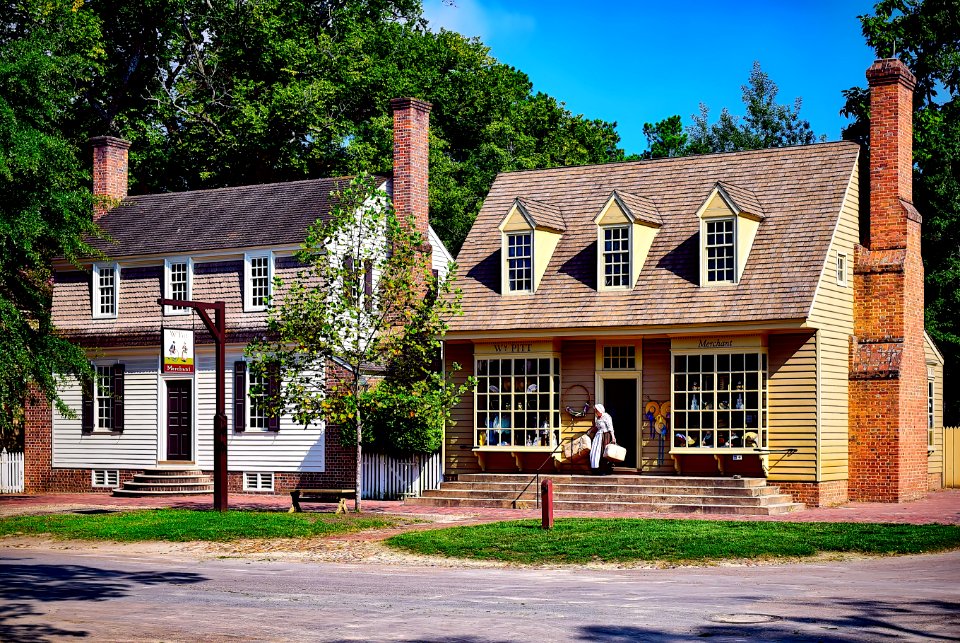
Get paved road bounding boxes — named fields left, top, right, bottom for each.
left=1, top=547, right=958, bottom=642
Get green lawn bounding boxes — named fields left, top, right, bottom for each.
left=385, top=518, right=960, bottom=564
left=0, top=509, right=401, bottom=542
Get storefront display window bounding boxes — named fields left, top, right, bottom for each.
left=671, top=351, right=767, bottom=451
left=475, top=356, right=560, bottom=448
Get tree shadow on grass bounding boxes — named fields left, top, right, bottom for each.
left=0, top=557, right=207, bottom=641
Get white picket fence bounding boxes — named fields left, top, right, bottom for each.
left=361, top=451, right=442, bottom=500
left=0, top=449, right=24, bottom=493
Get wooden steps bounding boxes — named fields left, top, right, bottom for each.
left=112, top=467, right=213, bottom=497
left=405, top=474, right=804, bottom=516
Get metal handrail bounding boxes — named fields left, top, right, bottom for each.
left=513, top=431, right=591, bottom=509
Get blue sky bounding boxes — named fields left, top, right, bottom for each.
left=422, top=0, right=880, bottom=156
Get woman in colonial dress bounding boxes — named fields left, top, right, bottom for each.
left=589, top=403, right=616, bottom=475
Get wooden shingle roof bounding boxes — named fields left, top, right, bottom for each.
left=450, top=141, right=860, bottom=334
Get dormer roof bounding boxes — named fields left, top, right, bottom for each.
left=451, top=141, right=861, bottom=334
left=613, top=190, right=663, bottom=227
left=505, top=197, right=566, bottom=233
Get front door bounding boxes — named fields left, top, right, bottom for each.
left=166, top=380, right=192, bottom=461
left=602, top=378, right=638, bottom=468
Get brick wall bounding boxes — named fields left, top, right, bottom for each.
left=91, top=136, right=130, bottom=220
left=23, top=387, right=52, bottom=493
left=778, top=480, right=848, bottom=507
left=849, top=59, right=928, bottom=503
left=389, top=97, right=432, bottom=256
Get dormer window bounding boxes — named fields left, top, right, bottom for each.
left=704, top=219, right=735, bottom=283
left=92, top=262, right=120, bottom=319
left=697, top=182, right=765, bottom=287
left=594, top=191, right=662, bottom=292
left=499, top=198, right=564, bottom=296
left=602, top=226, right=630, bottom=288
left=506, top=233, right=533, bottom=292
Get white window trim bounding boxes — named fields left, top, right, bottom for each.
left=243, top=471, right=275, bottom=492
left=836, top=252, right=848, bottom=287
left=700, top=217, right=737, bottom=286
left=92, top=261, right=120, bottom=319
left=597, top=224, right=632, bottom=291
left=91, top=469, right=119, bottom=488
left=244, top=251, right=274, bottom=312
left=92, top=361, right=116, bottom=432
left=164, top=257, right=193, bottom=316
left=247, top=364, right=269, bottom=432
left=502, top=232, right=534, bottom=295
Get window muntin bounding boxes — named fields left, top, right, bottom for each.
left=506, top=233, right=532, bottom=293
left=603, top=345, right=636, bottom=370
left=928, top=379, right=935, bottom=446
left=248, top=368, right=268, bottom=430
left=705, top=219, right=735, bottom=283
left=602, top=226, right=630, bottom=288
left=93, top=263, right=119, bottom=318
left=164, top=259, right=192, bottom=315
left=95, top=365, right=114, bottom=430
left=244, top=252, right=272, bottom=311
left=671, top=351, right=767, bottom=450
left=475, top=356, right=560, bottom=448
left=837, top=252, right=848, bottom=287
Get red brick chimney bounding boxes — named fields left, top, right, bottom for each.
left=90, top=136, right=131, bottom=220
left=849, top=59, right=927, bottom=502
left=389, top=98, right=432, bottom=254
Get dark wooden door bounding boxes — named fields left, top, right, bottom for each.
left=603, top=378, right=637, bottom=468
left=166, top=380, right=192, bottom=461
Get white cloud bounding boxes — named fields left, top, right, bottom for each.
left=421, top=0, right=536, bottom=41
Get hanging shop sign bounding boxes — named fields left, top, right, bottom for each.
left=162, top=327, right=195, bottom=374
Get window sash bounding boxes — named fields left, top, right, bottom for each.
left=474, top=356, right=560, bottom=448
left=603, top=345, right=636, bottom=370
left=166, top=259, right=191, bottom=314
left=95, top=365, right=114, bottom=430
left=836, top=253, right=848, bottom=287
left=705, top=219, right=735, bottom=283
left=506, top=233, right=532, bottom=292
left=248, top=369, right=268, bottom=430
left=603, top=226, right=630, bottom=287
left=93, top=264, right=119, bottom=317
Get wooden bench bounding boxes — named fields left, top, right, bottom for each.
left=289, top=488, right=356, bottom=514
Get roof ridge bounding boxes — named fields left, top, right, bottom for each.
left=123, top=174, right=381, bottom=202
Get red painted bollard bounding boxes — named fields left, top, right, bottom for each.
left=541, top=479, right=554, bottom=530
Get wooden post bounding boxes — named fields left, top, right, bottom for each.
left=158, top=298, right=228, bottom=511
left=541, top=478, right=554, bottom=530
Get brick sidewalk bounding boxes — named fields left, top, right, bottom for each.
left=2, top=488, right=958, bottom=524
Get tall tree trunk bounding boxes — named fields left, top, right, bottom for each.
left=354, top=373, right=362, bottom=512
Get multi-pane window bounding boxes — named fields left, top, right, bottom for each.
left=506, top=233, right=532, bottom=292
left=165, top=260, right=190, bottom=314
left=603, top=226, right=630, bottom=287
left=245, top=253, right=272, bottom=311
left=248, top=369, right=268, bottom=430
left=705, top=219, right=735, bottom=283
left=928, top=379, right=935, bottom=447
left=475, top=357, right=560, bottom=448
left=837, top=252, right=848, bottom=287
left=603, top=345, right=636, bottom=370
left=672, top=352, right=767, bottom=450
left=93, top=263, right=119, bottom=318
left=95, top=365, right=114, bottom=430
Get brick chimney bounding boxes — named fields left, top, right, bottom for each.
left=90, top=136, right=131, bottom=220
left=849, top=59, right=927, bottom=502
left=389, top=98, right=432, bottom=254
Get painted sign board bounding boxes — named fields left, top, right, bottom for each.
left=162, top=328, right=195, bottom=374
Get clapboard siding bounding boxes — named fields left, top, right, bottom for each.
left=640, top=338, right=674, bottom=473
left=53, top=354, right=159, bottom=469
left=444, top=343, right=478, bottom=475
left=194, top=346, right=325, bottom=472
left=926, top=335, right=945, bottom=478
left=561, top=340, right=596, bottom=438
left=767, top=332, right=818, bottom=481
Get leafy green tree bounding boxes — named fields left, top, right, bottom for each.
left=841, top=0, right=960, bottom=423
left=688, top=62, right=824, bottom=154
left=246, top=174, right=467, bottom=510
left=642, top=115, right=688, bottom=159
left=0, top=1, right=104, bottom=449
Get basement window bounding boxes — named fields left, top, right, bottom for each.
left=244, top=472, right=275, bottom=492
left=91, top=469, right=119, bottom=488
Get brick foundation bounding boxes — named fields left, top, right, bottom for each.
left=929, top=472, right=943, bottom=492
left=776, top=480, right=849, bottom=507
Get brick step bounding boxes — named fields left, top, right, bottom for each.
left=131, top=475, right=212, bottom=484
left=112, top=488, right=213, bottom=497
left=113, top=468, right=214, bottom=497
left=456, top=474, right=767, bottom=488
left=405, top=495, right=804, bottom=515
left=435, top=481, right=779, bottom=497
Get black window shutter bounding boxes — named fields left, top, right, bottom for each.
left=267, top=362, right=280, bottom=432
left=233, top=361, right=246, bottom=432
left=112, top=363, right=125, bottom=432
left=81, top=376, right=94, bottom=434
left=363, top=260, right=373, bottom=311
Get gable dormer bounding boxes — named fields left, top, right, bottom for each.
left=594, top=191, right=662, bottom=291
left=499, top=198, right=564, bottom=295
left=696, top=181, right=765, bottom=285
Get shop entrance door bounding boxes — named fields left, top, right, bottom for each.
left=602, top=378, right=637, bottom=469
left=166, top=380, right=192, bottom=461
